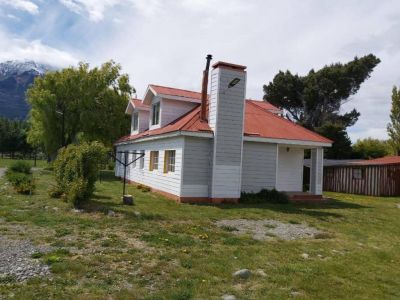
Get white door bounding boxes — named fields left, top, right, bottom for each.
left=276, top=146, right=304, bottom=192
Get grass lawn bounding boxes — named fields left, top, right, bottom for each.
left=1, top=170, right=400, bottom=299
left=0, top=158, right=48, bottom=168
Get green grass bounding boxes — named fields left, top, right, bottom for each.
left=1, top=170, right=400, bottom=299
left=0, top=158, right=48, bottom=168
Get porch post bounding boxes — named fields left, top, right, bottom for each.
left=310, top=148, right=324, bottom=195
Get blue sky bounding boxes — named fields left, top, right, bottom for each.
left=1, top=0, right=400, bottom=142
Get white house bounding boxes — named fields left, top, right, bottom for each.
left=115, top=58, right=332, bottom=203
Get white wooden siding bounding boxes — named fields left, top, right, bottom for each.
left=160, top=98, right=197, bottom=127
left=115, top=136, right=184, bottom=196
left=241, top=142, right=277, bottom=193
left=210, top=66, right=246, bottom=198
left=139, top=110, right=149, bottom=133
left=276, top=146, right=304, bottom=192
left=181, top=137, right=212, bottom=197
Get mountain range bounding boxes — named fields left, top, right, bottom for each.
left=0, top=60, right=56, bottom=120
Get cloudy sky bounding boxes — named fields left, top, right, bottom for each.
left=1, top=0, right=399, bottom=141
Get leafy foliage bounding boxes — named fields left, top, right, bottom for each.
left=352, top=138, right=392, bottom=159
left=240, top=189, right=289, bottom=204
left=8, top=160, right=32, bottom=174
left=52, top=141, right=107, bottom=207
left=27, top=61, right=133, bottom=156
left=5, top=161, right=35, bottom=194
left=263, top=54, right=380, bottom=158
left=387, top=86, right=400, bottom=155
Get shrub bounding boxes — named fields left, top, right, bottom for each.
left=52, top=141, right=107, bottom=207
left=240, top=188, right=289, bottom=204
left=6, top=171, right=35, bottom=194
left=8, top=160, right=31, bottom=174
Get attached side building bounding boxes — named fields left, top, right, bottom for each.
left=115, top=60, right=332, bottom=203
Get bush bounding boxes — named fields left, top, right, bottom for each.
left=6, top=172, right=35, bottom=194
left=240, top=188, right=289, bottom=204
left=8, top=160, right=31, bottom=174
left=52, top=141, right=107, bottom=207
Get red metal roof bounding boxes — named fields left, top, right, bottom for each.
left=352, top=156, right=400, bottom=166
left=130, top=98, right=149, bottom=109
left=149, top=84, right=202, bottom=102
left=116, top=99, right=331, bottom=144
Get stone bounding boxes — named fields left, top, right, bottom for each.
left=122, top=195, right=134, bottom=205
left=301, top=253, right=309, bottom=259
left=232, top=269, right=251, bottom=279
left=221, top=294, right=237, bottom=300
left=107, top=210, right=116, bottom=217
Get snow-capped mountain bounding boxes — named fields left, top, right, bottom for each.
left=0, top=60, right=57, bottom=119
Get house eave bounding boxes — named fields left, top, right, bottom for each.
left=243, top=136, right=332, bottom=148
left=115, top=130, right=213, bottom=145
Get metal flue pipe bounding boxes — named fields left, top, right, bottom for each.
left=200, top=54, right=212, bottom=121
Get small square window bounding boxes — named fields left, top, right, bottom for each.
left=164, top=150, right=176, bottom=173
left=352, top=168, right=363, bottom=180
left=149, top=151, right=159, bottom=171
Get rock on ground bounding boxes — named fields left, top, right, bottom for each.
left=233, top=269, right=251, bottom=279
left=0, top=236, right=51, bottom=282
left=216, top=219, right=324, bottom=241
left=222, top=294, right=237, bottom=300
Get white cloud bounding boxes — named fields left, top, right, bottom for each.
left=0, top=31, right=78, bottom=67
left=0, top=0, right=39, bottom=14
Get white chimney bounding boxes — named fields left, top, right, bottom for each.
left=208, top=62, right=247, bottom=202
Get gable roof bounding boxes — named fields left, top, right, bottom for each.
left=125, top=98, right=150, bottom=114
left=149, top=84, right=202, bottom=102
left=116, top=89, right=332, bottom=145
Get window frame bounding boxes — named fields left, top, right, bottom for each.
left=139, top=150, right=145, bottom=169
left=352, top=168, right=363, bottom=180
left=149, top=151, right=159, bottom=171
left=151, top=102, right=160, bottom=125
left=132, top=112, right=139, bottom=131
left=164, top=150, right=176, bottom=173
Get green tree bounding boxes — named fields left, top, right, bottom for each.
left=27, top=61, right=133, bottom=156
left=352, top=138, right=392, bottom=159
left=387, top=86, right=400, bottom=155
left=0, top=117, right=33, bottom=157
left=263, top=54, right=380, bottom=158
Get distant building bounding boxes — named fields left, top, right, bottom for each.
left=306, top=157, right=400, bottom=196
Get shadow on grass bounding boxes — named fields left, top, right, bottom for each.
left=98, top=170, right=120, bottom=182
left=193, top=198, right=369, bottom=220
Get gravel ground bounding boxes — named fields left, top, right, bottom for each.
left=0, top=237, right=51, bottom=282
left=216, top=219, right=324, bottom=241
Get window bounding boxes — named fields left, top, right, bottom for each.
left=151, top=102, right=160, bottom=125
left=164, top=150, right=176, bottom=173
left=132, top=151, right=136, bottom=168
left=149, top=151, right=159, bottom=171
left=139, top=150, right=145, bottom=169
left=132, top=113, right=139, bottom=131
left=352, top=168, right=363, bottom=180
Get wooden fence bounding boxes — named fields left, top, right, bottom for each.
left=323, top=164, right=400, bottom=196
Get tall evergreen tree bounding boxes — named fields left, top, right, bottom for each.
left=263, top=54, right=380, bottom=158
left=387, top=86, right=400, bottom=155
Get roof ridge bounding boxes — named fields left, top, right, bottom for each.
left=246, top=101, right=333, bottom=143
left=149, top=84, right=202, bottom=95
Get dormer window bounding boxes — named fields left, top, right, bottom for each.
left=152, top=102, right=160, bottom=125
left=132, top=112, right=139, bottom=131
